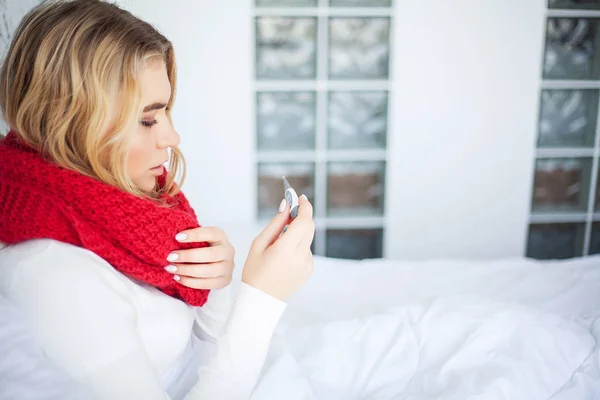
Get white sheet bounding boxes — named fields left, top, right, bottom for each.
left=551, top=318, right=600, bottom=400
left=253, top=299, right=594, bottom=399
left=223, top=225, right=600, bottom=399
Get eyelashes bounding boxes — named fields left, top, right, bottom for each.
left=141, top=119, right=157, bottom=128
left=141, top=108, right=170, bottom=128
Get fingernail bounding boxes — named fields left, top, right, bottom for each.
left=174, top=275, right=181, bottom=281
left=300, top=194, right=308, bottom=200
left=164, top=265, right=177, bottom=273
left=278, top=199, right=286, bottom=212
left=175, top=233, right=187, bottom=242
left=167, top=252, right=179, bottom=262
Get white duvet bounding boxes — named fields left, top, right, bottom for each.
left=220, top=230, right=600, bottom=400
left=251, top=296, right=594, bottom=400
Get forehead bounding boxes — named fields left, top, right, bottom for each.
left=139, top=59, right=171, bottom=103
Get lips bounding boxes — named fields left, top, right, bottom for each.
left=151, top=160, right=168, bottom=170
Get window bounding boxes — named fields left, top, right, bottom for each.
left=528, top=0, right=600, bottom=259
left=253, top=0, right=392, bottom=259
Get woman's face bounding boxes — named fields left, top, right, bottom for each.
left=126, top=59, right=179, bottom=192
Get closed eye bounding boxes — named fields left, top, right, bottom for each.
left=141, top=104, right=169, bottom=128
left=141, top=119, right=157, bottom=127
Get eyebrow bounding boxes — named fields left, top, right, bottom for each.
left=142, top=102, right=168, bottom=112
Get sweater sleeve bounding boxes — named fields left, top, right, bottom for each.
left=192, top=284, right=234, bottom=342
left=187, top=282, right=287, bottom=399
left=1, top=242, right=173, bottom=400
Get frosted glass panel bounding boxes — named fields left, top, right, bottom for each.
left=531, top=158, right=592, bottom=213
left=329, top=17, right=390, bottom=79
left=538, top=89, right=598, bottom=148
left=257, top=163, right=315, bottom=217
left=544, top=18, right=600, bottom=80
left=256, top=17, right=317, bottom=79
left=527, top=223, right=585, bottom=259
left=327, top=161, right=385, bottom=216
left=257, top=91, right=316, bottom=150
left=328, top=91, right=388, bottom=149
left=549, top=0, right=600, bottom=9
left=326, top=228, right=383, bottom=259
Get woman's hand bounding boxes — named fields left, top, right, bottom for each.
left=242, top=195, right=315, bottom=301
left=164, top=226, right=236, bottom=289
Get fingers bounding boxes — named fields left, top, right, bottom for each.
left=295, top=194, right=314, bottom=221
left=176, top=275, right=231, bottom=290
left=166, top=261, right=231, bottom=279
left=283, top=195, right=315, bottom=247
left=168, top=243, right=234, bottom=264
left=165, top=226, right=236, bottom=290
left=175, top=226, right=228, bottom=244
left=251, top=202, right=290, bottom=251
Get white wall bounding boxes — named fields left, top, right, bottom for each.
left=387, top=0, right=546, bottom=260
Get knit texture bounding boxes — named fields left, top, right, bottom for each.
left=0, top=131, right=210, bottom=306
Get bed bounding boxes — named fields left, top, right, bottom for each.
left=1, top=226, right=599, bottom=399
left=223, top=223, right=600, bottom=400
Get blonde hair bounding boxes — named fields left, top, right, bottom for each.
left=0, top=0, right=185, bottom=198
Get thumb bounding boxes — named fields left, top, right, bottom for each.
left=252, top=202, right=290, bottom=251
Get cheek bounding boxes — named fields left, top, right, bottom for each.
left=126, top=141, right=149, bottom=178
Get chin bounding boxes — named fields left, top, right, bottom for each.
left=136, top=177, right=157, bottom=193
left=144, top=180, right=157, bottom=192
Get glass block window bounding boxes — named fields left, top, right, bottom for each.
left=527, top=223, right=586, bottom=259
left=326, top=228, right=384, bottom=259
left=328, top=17, right=391, bottom=79
left=549, top=0, right=600, bottom=10
left=257, top=91, right=316, bottom=150
left=538, top=90, right=598, bottom=147
left=254, top=0, right=392, bottom=259
left=328, top=91, right=388, bottom=149
left=543, top=18, right=600, bottom=80
left=255, top=17, right=317, bottom=80
left=528, top=3, right=600, bottom=259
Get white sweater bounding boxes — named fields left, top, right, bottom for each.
left=0, top=239, right=287, bottom=399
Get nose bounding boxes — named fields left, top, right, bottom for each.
left=157, top=120, right=180, bottom=149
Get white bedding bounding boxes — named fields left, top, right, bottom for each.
left=224, top=225, right=600, bottom=399
left=2, top=225, right=599, bottom=399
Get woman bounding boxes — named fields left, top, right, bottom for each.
left=0, top=1, right=315, bottom=399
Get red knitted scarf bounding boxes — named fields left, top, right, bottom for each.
left=0, top=131, right=210, bottom=306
